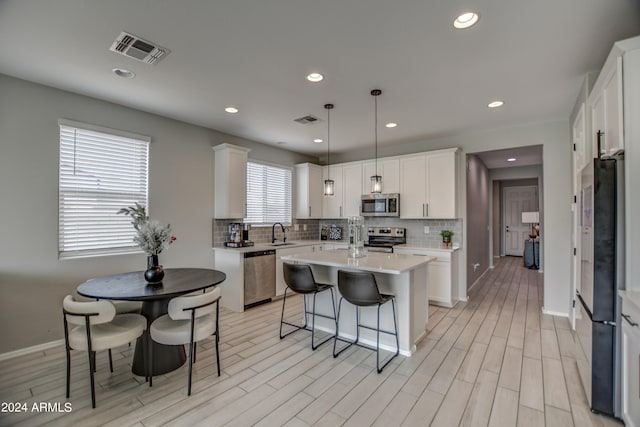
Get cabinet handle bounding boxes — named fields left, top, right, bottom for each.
left=340, top=206, right=343, bottom=217
left=426, top=203, right=429, bottom=217
left=422, top=204, right=425, bottom=217
left=622, top=313, right=639, bottom=327
left=309, top=206, right=311, bottom=217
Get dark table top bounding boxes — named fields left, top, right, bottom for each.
left=77, top=268, right=226, bottom=301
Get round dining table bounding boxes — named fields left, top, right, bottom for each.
left=77, top=268, right=226, bottom=376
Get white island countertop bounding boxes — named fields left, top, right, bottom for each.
left=281, top=249, right=435, bottom=275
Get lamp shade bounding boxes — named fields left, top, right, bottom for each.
left=521, top=211, right=539, bottom=224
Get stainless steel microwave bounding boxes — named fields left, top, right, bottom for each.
left=361, top=193, right=400, bottom=217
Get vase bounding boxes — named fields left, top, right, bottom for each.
left=144, top=255, right=164, bottom=284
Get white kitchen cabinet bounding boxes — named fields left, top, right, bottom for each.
left=275, top=244, right=315, bottom=296
left=213, top=144, right=250, bottom=219
left=621, top=293, right=640, bottom=427
left=322, top=164, right=344, bottom=218
left=362, top=158, right=400, bottom=194
left=572, top=103, right=588, bottom=173
left=321, top=163, right=362, bottom=218
left=399, top=149, right=458, bottom=219
left=394, top=247, right=459, bottom=307
left=342, top=163, right=363, bottom=217
left=294, top=163, right=323, bottom=219
left=589, top=56, right=623, bottom=157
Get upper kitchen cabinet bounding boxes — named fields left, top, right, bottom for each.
left=342, top=163, right=363, bottom=217
left=294, top=163, right=323, bottom=219
left=589, top=55, right=622, bottom=157
left=213, top=144, right=250, bottom=219
left=400, top=149, right=459, bottom=219
left=572, top=103, right=588, bottom=173
left=362, top=158, right=400, bottom=194
left=322, top=164, right=344, bottom=218
left=321, top=163, right=363, bottom=218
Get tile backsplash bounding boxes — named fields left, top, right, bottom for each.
left=213, top=219, right=320, bottom=246
left=213, top=217, right=461, bottom=247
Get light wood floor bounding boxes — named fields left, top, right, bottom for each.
left=0, top=257, right=623, bottom=426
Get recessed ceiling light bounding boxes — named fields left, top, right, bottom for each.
left=488, top=101, right=504, bottom=108
left=225, top=107, right=239, bottom=114
left=454, top=12, right=479, bottom=29
left=306, top=72, right=324, bottom=83
left=385, top=122, right=398, bottom=128
left=507, top=157, right=517, bottom=162
left=313, top=138, right=323, bottom=143
left=112, top=68, right=135, bottom=78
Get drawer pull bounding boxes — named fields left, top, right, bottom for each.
left=622, top=313, right=639, bottom=327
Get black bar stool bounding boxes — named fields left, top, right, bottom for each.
left=280, top=263, right=337, bottom=350
left=333, top=270, right=399, bottom=373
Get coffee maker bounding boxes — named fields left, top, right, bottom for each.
left=225, top=223, right=254, bottom=247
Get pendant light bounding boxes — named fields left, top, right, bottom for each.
left=370, top=89, right=383, bottom=193
left=323, top=103, right=335, bottom=196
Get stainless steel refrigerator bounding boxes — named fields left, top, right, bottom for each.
left=575, top=156, right=624, bottom=418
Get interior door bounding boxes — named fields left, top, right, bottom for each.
left=503, top=186, right=538, bottom=256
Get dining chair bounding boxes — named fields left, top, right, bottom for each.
left=333, top=270, right=399, bottom=373
left=149, top=287, right=221, bottom=395
left=280, top=263, right=337, bottom=350
left=62, top=295, right=147, bottom=408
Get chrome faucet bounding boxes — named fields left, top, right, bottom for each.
left=272, top=222, right=286, bottom=244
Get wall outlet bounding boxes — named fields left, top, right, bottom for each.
left=303, top=224, right=307, bottom=231
left=424, top=226, right=430, bottom=234
left=294, top=223, right=299, bottom=231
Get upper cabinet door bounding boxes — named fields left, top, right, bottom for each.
left=342, top=163, right=363, bottom=217
left=426, top=151, right=457, bottom=218
left=362, top=158, right=400, bottom=194
left=400, top=155, right=427, bottom=218
left=322, top=164, right=344, bottom=218
left=213, top=144, right=250, bottom=219
left=589, top=55, right=623, bottom=157
left=572, top=103, right=587, bottom=172
left=294, top=163, right=323, bottom=219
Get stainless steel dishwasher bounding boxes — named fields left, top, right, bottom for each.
left=244, top=249, right=276, bottom=308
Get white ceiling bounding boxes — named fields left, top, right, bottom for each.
left=1, top=0, right=639, bottom=159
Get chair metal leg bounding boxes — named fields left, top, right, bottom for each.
left=376, top=298, right=399, bottom=373
left=108, top=348, right=114, bottom=373
left=65, top=348, right=71, bottom=398
left=280, top=288, right=310, bottom=339
left=215, top=332, right=221, bottom=377
left=187, top=341, right=194, bottom=396
left=333, top=297, right=357, bottom=357
left=193, top=342, right=197, bottom=364
left=148, top=333, right=153, bottom=387
left=87, top=350, right=96, bottom=408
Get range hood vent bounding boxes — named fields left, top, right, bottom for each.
left=109, top=31, right=170, bottom=65
left=293, top=115, right=320, bottom=125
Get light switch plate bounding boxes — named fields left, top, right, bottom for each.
left=424, top=226, right=430, bottom=234
left=294, top=224, right=299, bottom=231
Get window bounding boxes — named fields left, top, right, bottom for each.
left=245, top=161, right=292, bottom=226
left=58, top=119, right=150, bottom=258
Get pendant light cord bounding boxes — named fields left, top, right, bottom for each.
left=371, top=89, right=382, bottom=176
left=324, top=103, right=334, bottom=179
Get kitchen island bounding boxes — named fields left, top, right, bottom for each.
left=281, top=250, right=434, bottom=356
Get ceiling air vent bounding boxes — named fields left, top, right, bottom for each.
left=293, top=115, right=320, bottom=125
left=109, top=31, right=170, bottom=65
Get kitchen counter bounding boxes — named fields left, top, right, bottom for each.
left=281, top=249, right=434, bottom=356
left=281, top=250, right=434, bottom=275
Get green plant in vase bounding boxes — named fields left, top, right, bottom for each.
left=440, top=229, right=454, bottom=245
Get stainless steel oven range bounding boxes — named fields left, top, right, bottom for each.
left=364, top=227, right=406, bottom=253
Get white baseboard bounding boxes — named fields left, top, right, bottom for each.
left=542, top=308, right=568, bottom=317
left=0, top=340, right=64, bottom=362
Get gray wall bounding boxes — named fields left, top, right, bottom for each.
left=466, top=154, right=491, bottom=288
left=0, top=74, right=315, bottom=353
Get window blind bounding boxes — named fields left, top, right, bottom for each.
left=245, top=161, right=292, bottom=226
left=58, top=120, right=150, bottom=258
